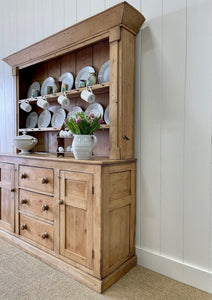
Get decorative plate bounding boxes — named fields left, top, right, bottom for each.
left=98, top=60, right=110, bottom=84
left=25, top=111, right=38, bottom=128
left=59, top=72, right=74, bottom=91
left=75, top=66, right=95, bottom=89
left=67, top=106, right=83, bottom=120
left=38, top=110, right=51, bottom=128
left=104, top=105, right=109, bottom=124
left=41, top=77, right=55, bottom=96
left=85, top=103, right=104, bottom=118
left=51, top=108, right=66, bottom=128
left=27, top=82, right=40, bottom=98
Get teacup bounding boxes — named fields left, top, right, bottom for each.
left=37, top=97, right=49, bottom=110
left=80, top=86, right=95, bottom=103
left=58, top=94, right=70, bottom=107
left=20, top=101, right=32, bottom=113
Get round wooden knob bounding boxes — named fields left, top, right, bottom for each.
left=41, top=204, right=49, bottom=211
left=20, top=224, right=27, bottom=230
left=20, top=198, right=28, bottom=205
left=41, top=177, right=49, bottom=184
left=20, top=173, right=27, bottom=179
left=58, top=199, right=64, bottom=205
left=41, top=232, right=49, bottom=239
left=11, top=188, right=15, bottom=192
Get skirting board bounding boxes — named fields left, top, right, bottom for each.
left=136, top=247, right=212, bottom=294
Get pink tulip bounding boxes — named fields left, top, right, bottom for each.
left=98, top=118, right=103, bottom=124
left=76, top=117, right=81, bottom=124
left=90, top=113, right=95, bottom=118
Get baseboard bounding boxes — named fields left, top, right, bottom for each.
left=136, top=247, right=212, bottom=294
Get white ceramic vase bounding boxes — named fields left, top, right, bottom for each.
left=72, top=135, right=97, bottom=160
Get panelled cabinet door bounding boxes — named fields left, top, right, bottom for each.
left=0, top=163, right=15, bottom=232
left=59, top=171, right=94, bottom=269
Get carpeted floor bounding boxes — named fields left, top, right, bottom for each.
left=0, top=238, right=211, bottom=300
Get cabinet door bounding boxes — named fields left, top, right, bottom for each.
left=59, top=171, right=94, bottom=269
left=0, top=163, right=15, bottom=232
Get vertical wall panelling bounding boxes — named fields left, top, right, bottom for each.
left=33, top=0, right=44, bottom=42
left=106, top=0, right=122, bottom=8
left=134, top=30, right=142, bottom=248
left=160, top=0, right=186, bottom=260
left=184, top=0, right=212, bottom=269
left=24, top=0, right=34, bottom=47
left=64, top=0, right=77, bottom=28
left=52, top=0, right=65, bottom=34
left=42, top=0, right=54, bottom=38
left=2, top=1, right=11, bottom=152
left=139, top=0, right=163, bottom=252
left=210, top=171, right=212, bottom=272
left=90, top=0, right=106, bottom=16
left=16, top=0, right=25, bottom=50
left=76, top=0, right=90, bottom=22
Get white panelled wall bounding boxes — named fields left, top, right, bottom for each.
left=0, top=0, right=212, bottom=293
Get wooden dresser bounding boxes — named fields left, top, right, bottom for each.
left=0, top=2, right=145, bottom=293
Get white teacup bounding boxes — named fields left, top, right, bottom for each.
left=37, top=97, right=49, bottom=110
left=20, top=101, right=32, bottom=112
left=80, top=87, right=95, bottom=103
left=58, top=94, right=70, bottom=107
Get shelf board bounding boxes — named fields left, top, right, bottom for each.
left=18, top=82, right=110, bottom=104
left=18, top=124, right=109, bottom=133
left=18, top=127, right=61, bottom=132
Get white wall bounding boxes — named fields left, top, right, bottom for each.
left=0, top=0, right=212, bottom=293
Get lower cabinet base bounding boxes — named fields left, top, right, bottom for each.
left=0, top=229, right=137, bottom=293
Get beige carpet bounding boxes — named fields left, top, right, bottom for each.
left=0, top=238, right=211, bottom=300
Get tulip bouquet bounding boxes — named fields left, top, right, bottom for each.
left=65, top=111, right=103, bottom=135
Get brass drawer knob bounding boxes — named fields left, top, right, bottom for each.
left=41, top=232, right=49, bottom=239
left=20, top=224, right=27, bottom=230
left=41, top=177, right=49, bottom=184
left=20, top=198, right=28, bottom=205
left=20, top=173, right=27, bottom=179
left=58, top=199, right=64, bottom=205
left=41, top=204, right=49, bottom=211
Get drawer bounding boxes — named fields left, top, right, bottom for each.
left=19, top=214, right=53, bottom=250
left=19, top=189, right=53, bottom=221
left=19, top=165, right=53, bottom=194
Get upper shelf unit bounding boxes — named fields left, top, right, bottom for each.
left=3, top=1, right=145, bottom=160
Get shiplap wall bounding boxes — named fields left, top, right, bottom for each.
left=0, top=0, right=212, bottom=293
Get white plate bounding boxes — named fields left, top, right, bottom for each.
left=85, top=103, right=104, bottom=118
left=51, top=108, right=66, bottom=128
left=59, top=72, right=74, bottom=91
left=98, top=60, right=110, bottom=84
left=67, top=106, right=83, bottom=120
left=27, top=82, right=40, bottom=98
left=104, top=105, right=109, bottom=124
left=38, top=110, right=51, bottom=128
left=75, top=66, right=95, bottom=89
left=25, top=112, right=38, bottom=128
left=41, top=77, right=55, bottom=96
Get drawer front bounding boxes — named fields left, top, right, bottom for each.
left=19, top=189, right=53, bottom=221
left=19, top=214, right=53, bottom=250
left=19, top=166, right=53, bottom=194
